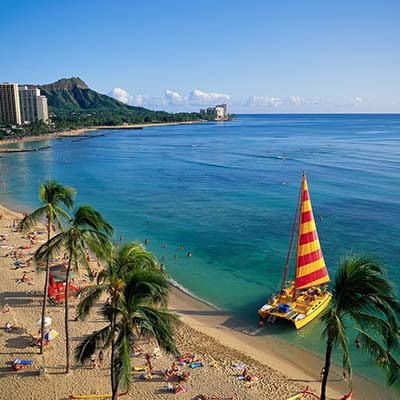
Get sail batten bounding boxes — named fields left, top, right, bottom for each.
left=295, top=174, right=330, bottom=290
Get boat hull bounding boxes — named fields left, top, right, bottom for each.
left=258, top=289, right=332, bottom=329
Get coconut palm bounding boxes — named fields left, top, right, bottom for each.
left=75, top=256, right=177, bottom=400
left=19, top=180, right=75, bottom=354
left=320, top=254, right=400, bottom=400
left=36, top=205, right=113, bottom=373
left=77, top=242, right=160, bottom=319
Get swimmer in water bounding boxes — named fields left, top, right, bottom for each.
left=144, top=239, right=149, bottom=245
left=187, top=252, right=192, bottom=257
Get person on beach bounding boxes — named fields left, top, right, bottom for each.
left=320, top=367, right=325, bottom=381
left=145, top=353, right=153, bottom=375
left=20, top=272, right=30, bottom=282
left=355, top=337, right=361, bottom=348
left=164, top=362, right=179, bottom=380
left=160, top=264, right=165, bottom=271
left=98, top=350, right=104, bottom=368
left=91, top=353, right=97, bottom=368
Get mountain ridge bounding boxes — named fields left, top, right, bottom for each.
left=33, top=77, right=209, bottom=129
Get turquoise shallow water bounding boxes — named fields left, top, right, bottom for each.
left=1, top=114, right=399, bottom=384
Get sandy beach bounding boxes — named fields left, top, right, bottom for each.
left=0, top=203, right=395, bottom=400
left=0, top=120, right=205, bottom=148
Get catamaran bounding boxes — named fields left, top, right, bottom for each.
left=258, top=172, right=332, bottom=329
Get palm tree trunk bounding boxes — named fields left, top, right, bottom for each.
left=39, top=219, right=51, bottom=354
left=320, top=335, right=334, bottom=400
left=111, top=310, right=118, bottom=400
left=64, top=256, right=72, bottom=373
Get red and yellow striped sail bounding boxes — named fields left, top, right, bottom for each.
left=295, top=174, right=330, bottom=289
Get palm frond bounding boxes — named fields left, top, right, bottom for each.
left=18, top=206, right=48, bottom=232
left=34, top=232, right=65, bottom=263
left=131, top=306, right=178, bottom=355
left=349, top=312, right=400, bottom=352
left=124, top=268, right=170, bottom=308
left=335, top=313, right=352, bottom=385
left=114, top=321, right=135, bottom=391
left=77, top=284, right=108, bottom=319
left=75, top=324, right=112, bottom=364
left=74, top=205, right=114, bottom=236
left=355, top=328, right=400, bottom=387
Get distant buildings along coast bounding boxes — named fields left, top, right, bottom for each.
left=200, top=103, right=228, bottom=120
left=0, top=82, right=49, bottom=125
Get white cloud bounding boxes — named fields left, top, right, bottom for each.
left=188, top=89, right=230, bottom=105
left=108, top=87, right=132, bottom=104
left=244, top=96, right=283, bottom=108
left=164, top=89, right=187, bottom=105
left=109, top=86, right=366, bottom=112
left=108, top=87, right=230, bottom=109
left=131, top=94, right=164, bottom=108
left=242, top=95, right=326, bottom=109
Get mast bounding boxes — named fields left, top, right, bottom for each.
left=280, top=178, right=302, bottom=294
left=294, top=172, right=306, bottom=289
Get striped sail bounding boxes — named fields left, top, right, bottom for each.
left=295, top=174, right=330, bottom=289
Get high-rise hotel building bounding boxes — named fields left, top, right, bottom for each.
left=0, top=83, right=22, bottom=125
left=0, top=83, right=49, bottom=125
left=18, top=86, right=49, bottom=123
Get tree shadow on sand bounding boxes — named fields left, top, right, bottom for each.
left=0, top=290, right=42, bottom=308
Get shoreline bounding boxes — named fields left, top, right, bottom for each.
left=0, top=120, right=207, bottom=146
left=0, top=201, right=395, bottom=399
left=167, top=284, right=395, bottom=400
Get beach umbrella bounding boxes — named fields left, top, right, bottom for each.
left=44, top=329, right=58, bottom=341
left=35, top=316, right=52, bottom=327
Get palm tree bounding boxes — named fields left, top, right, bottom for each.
left=320, top=254, right=400, bottom=400
left=75, top=247, right=177, bottom=400
left=36, top=205, right=113, bottom=373
left=19, top=180, right=75, bottom=354
left=77, top=242, right=160, bottom=319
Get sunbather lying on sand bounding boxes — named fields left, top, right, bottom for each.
left=178, top=371, right=190, bottom=383
left=17, top=272, right=31, bottom=283
left=5, top=322, right=17, bottom=332
left=174, top=384, right=188, bottom=394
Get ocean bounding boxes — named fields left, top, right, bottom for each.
left=1, top=114, right=399, bottom=384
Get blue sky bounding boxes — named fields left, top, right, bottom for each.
left=1, top=0, right=399, bottom=112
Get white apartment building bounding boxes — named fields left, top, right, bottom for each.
left=18, top=86, right=49, bottom=123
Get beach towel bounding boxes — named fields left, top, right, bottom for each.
left=133, top=365, right=147, bottom=371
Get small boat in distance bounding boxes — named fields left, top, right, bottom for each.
left=258, top=172, right=332, bottom=329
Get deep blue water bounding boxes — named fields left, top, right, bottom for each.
left=1, top=114, right=399, bottom=383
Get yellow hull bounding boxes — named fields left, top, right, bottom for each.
left=258, top=287, right=332, bottom=329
